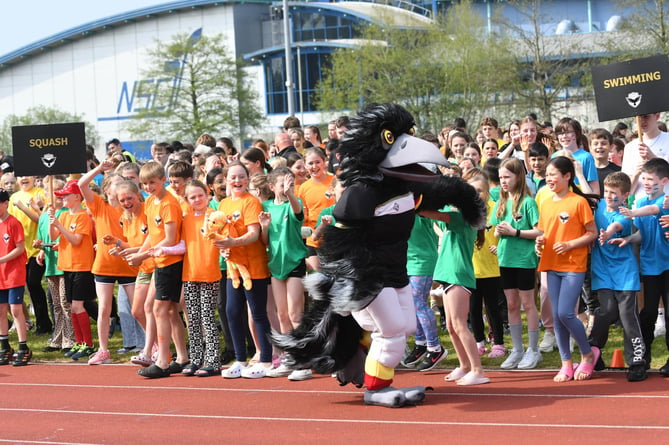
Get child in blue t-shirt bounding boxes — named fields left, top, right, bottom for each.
left=615, top=158, right=669, bottom=375
left=591, top=172, right=646, bottom=381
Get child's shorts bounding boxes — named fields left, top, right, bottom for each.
left=64, top=271, right=96, bottom=302
left=0, top=286, right=25, bottom=305
left=154, top=261, right=183, bottom=303
left=500, top=267, right=536, bottom=291
left=95, top=274, right=136, bottom=285
left=285, top=259, right=307, bottom=279
left=136, top=271, right=153, bottom=285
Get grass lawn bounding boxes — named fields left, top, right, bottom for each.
left=6, top=310, right=669, bottom=370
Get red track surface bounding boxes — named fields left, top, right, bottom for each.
left=1, top=364, right=668, bottom=444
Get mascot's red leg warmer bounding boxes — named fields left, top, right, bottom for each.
left=352, top=286, right=416, bottom=390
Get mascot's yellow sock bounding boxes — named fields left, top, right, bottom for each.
left=364, top=358, right=394, bottom=391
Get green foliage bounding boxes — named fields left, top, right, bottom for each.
left=492, top=0, right=592, bottom=122
left=315, top=2, right=516, bottom=132
left=0, top=105, right=100, bottom=154
left=125, top=32, right=265, bottom=144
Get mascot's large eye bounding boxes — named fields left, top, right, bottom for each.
left=409, top=128, right=415, bottom=136
left=382, top=129, right=395, bottom=145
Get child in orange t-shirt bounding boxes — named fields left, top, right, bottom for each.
left=217, top=162, right=272, bottom=379
left=0, top=189, right=31, bottom=366
left=296, top=147, right=335, bottom=272
left=106, top=180, right=156, bottom=367
left=130, top=162, right=188, bottom=378
left=536, top=157, right=598, bottom=383
left=156, top=180, right=222, bottom=377
left=79, top=161, right=141, bottom=365
left=49, top=180, right=97, bottom=361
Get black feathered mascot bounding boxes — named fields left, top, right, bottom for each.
left=273, top=103, right=486, bottom=407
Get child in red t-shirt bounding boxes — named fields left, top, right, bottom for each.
left=0, top=189, right=31, bottom=366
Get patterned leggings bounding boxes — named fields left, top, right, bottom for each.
left=46, top=275, right=75, bottom=349
left=184, top=281, right=220, bottom=368
left=409, top=276, right=439, bottom=348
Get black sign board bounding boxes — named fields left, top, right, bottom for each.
left=591, top=55, right=669, bottom=122
left=11, top=122, right=87, bottom=176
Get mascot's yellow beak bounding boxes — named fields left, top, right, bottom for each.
left=379, top=133, right=449, bottom=182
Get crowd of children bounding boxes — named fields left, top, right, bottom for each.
left=1, top=112, right=668, bottom=387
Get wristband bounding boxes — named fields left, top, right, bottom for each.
left=515, top=229, right=521, bottom=238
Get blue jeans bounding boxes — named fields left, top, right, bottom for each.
left=547, top=271, right=591, bottom=361
left=226, top=278, right=272, bottom=363
left=117, top=285, right=145, bottom=349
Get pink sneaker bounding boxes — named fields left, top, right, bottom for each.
left=487, top=344, right=507, bottom=359
left=477, top=345, right=489, bottom=355
left=88, top=349, right=111, bottom=365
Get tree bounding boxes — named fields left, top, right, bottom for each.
left=315, top=2, right=511, bottom=132
left=610, top=0, right=669, bottom=57
left=493, top=0, right=592, bottom=122
left=125, top=30, right=265, bottom=144
left=0, top=105, right=100, bottom=154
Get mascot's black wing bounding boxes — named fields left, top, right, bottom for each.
left=410, top=174, right=487, bottom=229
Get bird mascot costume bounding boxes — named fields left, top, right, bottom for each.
left=273, top=103, right=485, bottom=407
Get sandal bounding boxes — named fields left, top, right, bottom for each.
left=553, top=363, right=574, bottom=383
left=137, top=363, right=170, bottom=379
left=241, top=362, right=268, bottom=379
left=195, top=365, right=219, bottom=377
left=487, top=345, right=507, bottom=359
left=0, top=348, right=14, bottom=366
left=181, top=363, right=199, bottom=376
left=575, top=346, right=600, bottom=381
left=12, top=349, right=31, bottom=367
left=445, top=367, right=467, bottom=382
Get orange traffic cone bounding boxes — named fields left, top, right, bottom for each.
left=610, top=349, right=625, bottom=368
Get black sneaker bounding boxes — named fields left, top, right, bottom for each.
left=416, top=348, right=448, bottom=372
left=627, top=364, right=648, bottom=382
left=401, top=345, right=427, bottom=367
left=71, top=345, right=95, bottom=361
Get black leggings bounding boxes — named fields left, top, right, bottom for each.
left=26, top=257, right=51, bottom=333
left=469, top=277, right=505, bottom=345
left=639, top=271, right=669, bottom=364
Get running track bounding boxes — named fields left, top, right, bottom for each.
left=1, top=364, right=667, bottom=444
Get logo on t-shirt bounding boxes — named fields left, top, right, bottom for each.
left=141, top=225, right=148, bottom=235
left=485, top=224, right=493, bottom=232
left=154, top=216, right=162, bottom=226
left=2, top=233, right=9, bottom=243
left=513, top=214, right=523, bottom=223
left=69, top=223, right=77, bottom=231
left=232, top=210, right=241, bottom=221
left=558, top=212, right=570, bottom=224
left=119, top=220, right=124, bottom=228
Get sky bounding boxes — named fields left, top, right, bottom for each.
left=0, top=0, right=171, bottom=57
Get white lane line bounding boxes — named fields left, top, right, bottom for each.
left=0, top=407, right=666, bottom=430
left=1, top=382, right=668, bottom=399
left=0, top=440, right=99, bottom=445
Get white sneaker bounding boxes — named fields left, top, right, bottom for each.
left=266, top=363, right=292, bottom=378
left=539, top=331, right=557, bottom=353
left=287, top=369, right=313, bottom=381
left=221, top=361, right=246, bottom=379
left=517, top=349, right=543, bottom=369
left=500, top=350, right=524, bottom=369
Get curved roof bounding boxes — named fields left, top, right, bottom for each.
left=0, top=0, right=432, bottom=70
left=0, top=0, right=262, bottom=69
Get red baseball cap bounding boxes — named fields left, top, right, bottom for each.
left=54, top=180, right=82, bottom=197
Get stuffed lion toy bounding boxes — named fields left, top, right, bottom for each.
left=204, top=210, right=253, bottom=290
